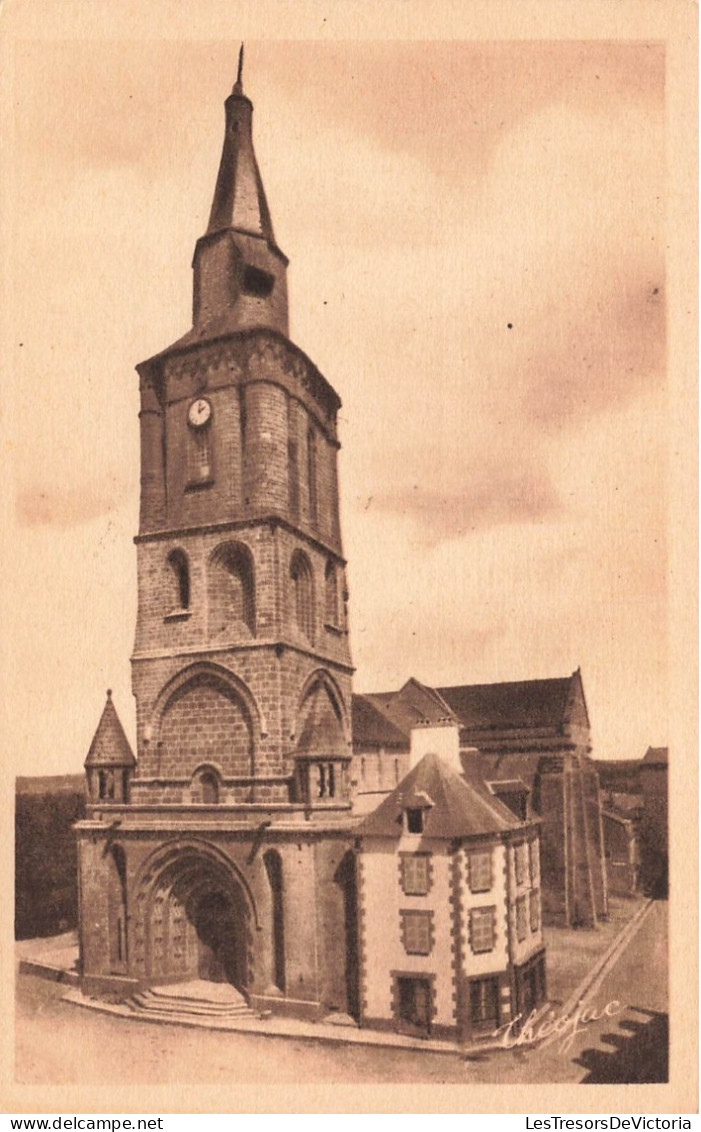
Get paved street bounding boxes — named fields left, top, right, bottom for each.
left=464, top=899, right=669, bottom=1084
left=15, top=902, right=667, bottom=1086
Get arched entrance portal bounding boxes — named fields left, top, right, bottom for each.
left=138, top=847, right=252, bottom=994
left=191, top=889, right=244, bottom=985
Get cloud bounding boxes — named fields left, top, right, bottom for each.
left=6, top=39, right=669, bottom=776
left=345, top=390, right=668, bottom=758
left=15, top=484, right=130, bottom=528
left=316, top=96, right=665, bottom=546
left=371, top=458, right=562, bottom=541
left=520, top=278, right=666, bottom=430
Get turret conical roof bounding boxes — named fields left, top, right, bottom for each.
left=84, top=690, right=136, bottom=768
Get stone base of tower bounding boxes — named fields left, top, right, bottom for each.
left=76, top=809, right=360, bottom=1021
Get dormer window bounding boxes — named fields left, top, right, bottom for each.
left=487, top=778, right=529, bottom=822
left=405, top=808, right=425, bottom=834
left=242, top=265, right=274, bottom=297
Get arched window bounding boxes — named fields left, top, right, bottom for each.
left=288, top=437, right=300, bottom=519
left=290, top=551, right=314, bottom=642
left=98, top=769, right=115, bottom=801
left=166, top=549, right=190, bottom=611
left=108, top=845, right=128, bottom=970
left=264, top=850, right=285, bottom=992
left=209, top=542, right=256, bottom=636
left=200, top=771, right=219, bottom=804
left=325, top=560, right=338, bottom=626
left=307, top=426, right=317, bottom=526
left=187, top=421, right=213, bottom=487
left=190, top=767, right=220, bottom=804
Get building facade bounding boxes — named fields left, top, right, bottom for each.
left=76, top=64, right=359, bottom=1019
left=75, top=62, right=548, bottom=1040
left=352, top=672, right=608, bottom=928
left=357, top=723, right=546, bottom=1041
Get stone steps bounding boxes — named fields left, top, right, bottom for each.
left=128, top=980, right=256, bottom=1020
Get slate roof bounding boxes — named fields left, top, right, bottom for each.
left=642, top=746, right=668, bottom=766
left=357, top=752, right=524, bottom=840
left=437, top=677, right=572, bottom=732
left=207, top=75, right=277, bottom=245
left=359, top=678, right=457, bottom=740
left=84, top=692, right=136, bottom=768
left=353, top=673, right=578, bottom=749
left=296, top=684, right=348, bottom=757
left=351, top=695, right=408, bottom=748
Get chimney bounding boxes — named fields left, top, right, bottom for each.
left=409, top=718, right=462, bottom=773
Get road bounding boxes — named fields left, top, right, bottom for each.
left=15, top=902, right=667, bottom=1087
left=469, top=899, right=669, bottom=1084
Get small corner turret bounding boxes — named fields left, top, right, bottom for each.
left=84, top=689, right=136, bottom=804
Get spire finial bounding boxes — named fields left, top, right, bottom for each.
left=234, top=43, right=244, bottom=94
left=106, top=688, right=112, bottom=700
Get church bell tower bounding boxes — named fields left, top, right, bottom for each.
left=132, top=52, right=354, bottom=810
left=77, top=56, right=359, bottom=1016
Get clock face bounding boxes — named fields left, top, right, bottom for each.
left=188, top=397, right=212, bottom=428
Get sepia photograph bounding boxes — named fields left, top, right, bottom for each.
left=3, top=0, right=697, bottom=1117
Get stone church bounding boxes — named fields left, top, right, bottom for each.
left=75, top=60, right=553, bottom=1039
left=77, top=60, right=359, bottom=1019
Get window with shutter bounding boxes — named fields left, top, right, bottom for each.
left=400, top=854, right=431, bottom=896
left=469, top=906, right=496, bottom=953
left=400, top=910, right=433, bottom=955
left=468, top=850, right=493, bottom=893
left=516, top=895, right=528, bottom=941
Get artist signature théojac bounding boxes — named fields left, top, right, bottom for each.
left=494, top=1000, right=623, bottom=1055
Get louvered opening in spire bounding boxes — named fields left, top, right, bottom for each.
left=192, top=59, right=289, bottom=336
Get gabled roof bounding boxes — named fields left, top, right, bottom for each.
left=351, top=695, right=408, bottom=748
left=642, top=746, right=668, bottom=766
left=357, top=752, right=523, bottom=840
left=353, top=672, right=585, bottom=750
left=437, top=676, right=573, bottom=732
left=360, top=678, right=457, bottom=740
left=84, top=691, right=136, bottom=769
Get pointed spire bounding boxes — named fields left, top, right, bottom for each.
left=191, top=65, right=289, bottom=336
left=84, top=690, right=136, bottom=768
left=205, top=60, right=276, bottom=245
left=233, top=43, right=244, bottom=95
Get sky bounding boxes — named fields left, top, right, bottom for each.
left=2, top=11, right=682, bottom=775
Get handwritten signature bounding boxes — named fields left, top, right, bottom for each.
left=496, top=999, right=623, bottom=1055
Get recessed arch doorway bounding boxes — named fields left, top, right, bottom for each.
left=190, top=887, right=245, bottom=985
left=137, top=846, right=253, bottom=994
